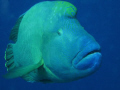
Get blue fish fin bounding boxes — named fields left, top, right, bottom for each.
left=3, top=60, right=43, bottom=79
left=9, top=14, right=25, bottom=42
left=4, top=43, right=15, bottom=72
left=4, top=43, right=43, bottom=79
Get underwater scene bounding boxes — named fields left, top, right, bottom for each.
left=0, top=0, right=120, bottom=90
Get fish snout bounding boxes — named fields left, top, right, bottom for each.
left=72, top=41, right=102, bottom=71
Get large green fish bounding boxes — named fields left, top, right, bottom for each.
left=4, top=1, right=102, bottom=83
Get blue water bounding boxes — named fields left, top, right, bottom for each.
left=0, top=0, right=120, bottom=90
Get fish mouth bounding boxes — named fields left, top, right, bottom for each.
left=72, top=43, right=102, bottom=70
left=82, top=50, right=100, bottom=59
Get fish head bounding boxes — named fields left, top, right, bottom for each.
left=42, top=18, right=101, bottom=82
left=41, top=1, right=102, bottom=82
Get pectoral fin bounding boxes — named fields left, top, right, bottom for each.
left=3, top=59, right=43, bottom=79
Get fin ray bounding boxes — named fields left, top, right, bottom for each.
left=9, top=14, right=24, bottom=42
left=3, top=59, right=43, bottom=79
left=4, top=43, right=15, bottom=71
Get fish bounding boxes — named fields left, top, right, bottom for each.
left=4, top=1, right=102, bottom=83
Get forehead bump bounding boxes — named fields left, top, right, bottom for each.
left=53, top=1, right=77, bottom=18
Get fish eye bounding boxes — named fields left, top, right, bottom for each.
left=57, top=28, right=63, bottom=36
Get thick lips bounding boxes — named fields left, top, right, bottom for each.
left=72, top=42, right=102, bottom=70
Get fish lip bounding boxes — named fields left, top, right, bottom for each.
left=81, top=49, right=101, bottom=59
left=75, top=52, right=102, bottom=70
left=72, top=42, right=101, bottom=70
left=73, top=49, right=101, bottom=63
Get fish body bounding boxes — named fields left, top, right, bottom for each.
left=4, top=1, right=102, bottom=83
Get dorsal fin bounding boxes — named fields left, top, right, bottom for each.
left=9, top=14, right=24, bottom=42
